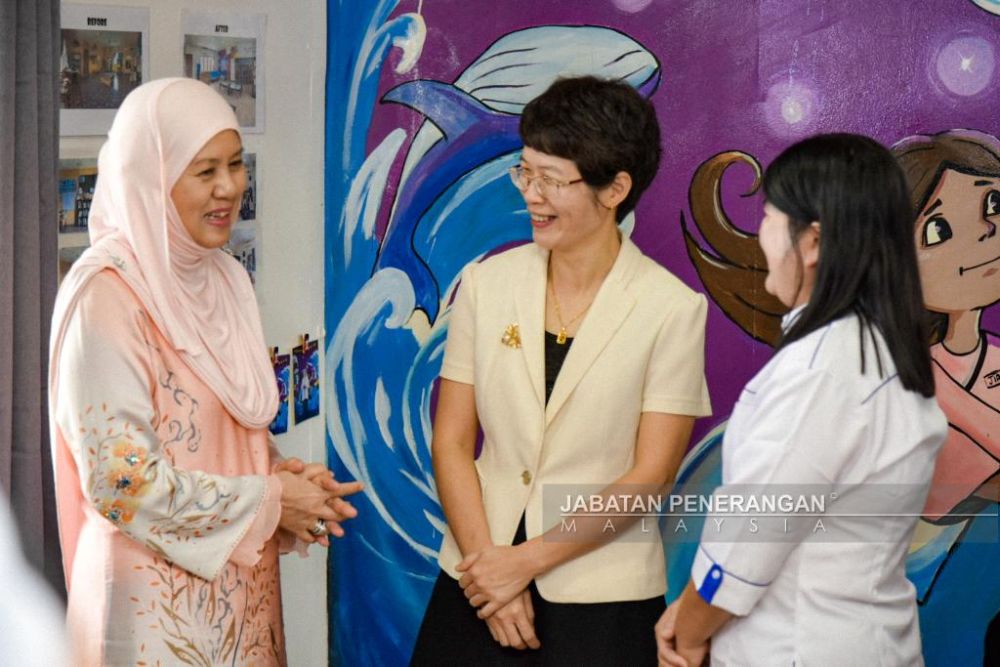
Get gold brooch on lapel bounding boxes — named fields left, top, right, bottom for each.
left=501, top=323, right=521, bottom=349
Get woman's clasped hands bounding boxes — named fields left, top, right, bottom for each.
left=654, top=600, right=709, bottom=667
left=274, top=458, right=363, bottom=547
left=457, top=544, right=542, bottom=650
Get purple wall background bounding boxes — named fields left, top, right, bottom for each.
left=367, top=0, right=1000, bottom=443
left=326, top=2, right=1000, bottom=663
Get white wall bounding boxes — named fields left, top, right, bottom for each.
left=60, top=1, right=330, bottom=665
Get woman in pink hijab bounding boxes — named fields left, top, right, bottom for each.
left=48, top=78, right=359, bottom=666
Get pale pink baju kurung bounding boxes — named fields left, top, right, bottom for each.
left=53, top=269, right=285, bottom=666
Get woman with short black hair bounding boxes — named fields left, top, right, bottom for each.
left=411, top=75, right=712, bottom=665
left=518, top=75, right=663, bottom=224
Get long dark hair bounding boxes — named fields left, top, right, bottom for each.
left=764, top=133, right=935, bottom=397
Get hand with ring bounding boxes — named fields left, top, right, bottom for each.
left=308, top=518, right=329, bottom=537
left=275, top=465, right=363, bottom=546
left=274, top=459, right=364, bottom=538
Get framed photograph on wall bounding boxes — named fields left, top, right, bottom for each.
left=182, top=11, right=266, bottom=133
left=226, top=221, right=257, bottom=287
left=58, top=158, right=98, bottom=233
left=240, top=152, right=257, bottom=221
left=60, top=4, right=150, bottom=136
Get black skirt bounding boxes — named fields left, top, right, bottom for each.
left=410, top=517, right=664, bottom=666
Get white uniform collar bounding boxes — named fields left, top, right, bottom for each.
left=780, top=304, right=807, bottom=333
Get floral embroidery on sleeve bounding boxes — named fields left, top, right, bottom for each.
left=72, top=406, right=150, bottom=526
left=91, top=441, right=151, bottom=524
left=99, top=498, right=136, bottom=525
left=68, top=401, right=266, bottom=579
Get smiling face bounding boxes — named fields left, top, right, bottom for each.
left=915, top=168, right=1000, bottom=314
left=170, top=130, right=246, bottom=249
left=517, top=146, right=617, bottom=254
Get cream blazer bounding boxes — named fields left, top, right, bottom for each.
left=437, top=237, right=712, bottom=603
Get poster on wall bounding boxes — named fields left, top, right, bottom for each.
left=269, top=349, right=290, bottom=436
left=181, top=11, right=266, bottom=133
left=292, top=337, right=319, bottom=424
left=225, top=221, right=256, bottom=287
left=60, top=4, right=149, bottom=136
left=58, top=158, right=98, bottom=233
left=240, top=152, right=257, bottom=221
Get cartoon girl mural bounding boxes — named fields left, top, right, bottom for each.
left=892, top=130, right=1000, bottom=665
left=680, top=138, right=1000, bottom=665
left=893, top=130, right=1000, bottom=521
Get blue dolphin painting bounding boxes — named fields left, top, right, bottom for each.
left=373, top=25, right=661, bottom=322
left=326, top=21, right=664, bottom=666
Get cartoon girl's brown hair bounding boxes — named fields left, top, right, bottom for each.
left=682, top=151, right=786, bottom=346
left=893, top=129, right=1000, bottom=214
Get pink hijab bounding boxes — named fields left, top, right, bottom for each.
left=50, top=78, right=278, bottom=428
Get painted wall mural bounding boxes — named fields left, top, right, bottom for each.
left=324, top=1, right=1000, bottom=664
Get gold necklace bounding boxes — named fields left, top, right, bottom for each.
left=549, top=281, right=594, bottom=345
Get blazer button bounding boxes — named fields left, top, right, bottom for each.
left=521, top=470, right=532, bottom=485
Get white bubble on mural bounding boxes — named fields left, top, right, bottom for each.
left=934, top=35, right=994, bottom=97
left=392, top=12, right=426, bottom=74
left=781, top=97, right=805, bottom=124
left=763, top=80, right=818, bottom=139
left=970, top=0, right=1000, bottom=16
left=612, top=0, right=653, bottom=13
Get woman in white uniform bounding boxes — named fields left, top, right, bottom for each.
left=655, top=133, right=948, bottom=666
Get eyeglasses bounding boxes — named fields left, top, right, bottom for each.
left=508, top=166, right=584, bottom=199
